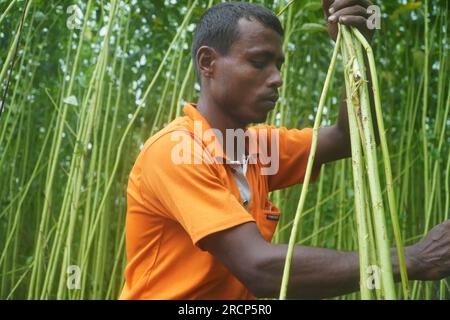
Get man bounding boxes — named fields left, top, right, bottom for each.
left=120, top=1, right=450, bottom=299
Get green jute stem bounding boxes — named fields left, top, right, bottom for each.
left=341, top=38, right=372, bottom=300
left=0, top=0, right=19, bottom=25
left=279, top=29, right=341, bottom=300
left=421, top=0, right=430, bottom=234
left=341, top=26, right=396, bottom=299
left=352, top=28, right=410, bottom=299
left=78, top=0, right=199, bottom=273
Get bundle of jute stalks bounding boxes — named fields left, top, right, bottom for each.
left=279, top=26, right=409, bottom=300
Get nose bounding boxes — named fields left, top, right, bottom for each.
left=268, top=66, right=283, bottom=88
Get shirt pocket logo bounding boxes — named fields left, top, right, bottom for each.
left=265, top=213, right=280, bottom=221
left=259, top=200, right=281, bottom=241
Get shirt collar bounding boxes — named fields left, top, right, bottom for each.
left=183, top=103, right=261, bottom=163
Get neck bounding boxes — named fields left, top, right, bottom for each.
left=197, top=93, right=247, bottom=133
left=197, top=92, right=248, bottom=162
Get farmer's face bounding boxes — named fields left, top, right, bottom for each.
left=211, top=18, right=284, bottom=126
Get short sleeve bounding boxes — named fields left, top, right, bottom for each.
left=140, top=131, right=255, bottom=245
left=266, top=127, right=321, bottom=191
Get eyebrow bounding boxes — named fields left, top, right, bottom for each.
left=247, top=49, right=285, bottom=64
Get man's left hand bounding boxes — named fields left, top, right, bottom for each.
left=322, top=0, right=375, bottom=42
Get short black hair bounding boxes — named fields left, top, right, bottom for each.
left=192, top=2, right=284, bottom=79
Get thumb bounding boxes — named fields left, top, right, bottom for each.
left=321, top=0, right=334, bottom=19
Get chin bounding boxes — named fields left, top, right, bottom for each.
left=238, top=105, right=271, bottom=125
left=250, top=112, right=269, bottom=125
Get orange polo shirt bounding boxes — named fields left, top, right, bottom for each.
left=119, top=103, right=320, bottom=300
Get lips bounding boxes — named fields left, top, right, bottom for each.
left=260, top=98, right=277, bottom=110
left=264, top=94, right=279, bottom=104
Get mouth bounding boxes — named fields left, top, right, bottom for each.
left=265, top=94, right=279, bottom=104
left=260, top=94, right=279, bottom=109
left=260, top=99, right=277, bottom=110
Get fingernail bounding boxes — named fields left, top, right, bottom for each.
left=328, top=15, right=336, bottom=22
left=329, top=7, right=334, bottom=14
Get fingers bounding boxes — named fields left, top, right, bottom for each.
left=327, top=4, right=372, bottom=39
left=442, top=219, right=450, bottom=236
left=322, top=0, right=334, bottom=9
left=322, top=0, right=334, bottom=19
left=329, top=0, right=373, bottom=13
left=431, top=223, right=447, bottom=241
left=328, top=5, right=369, bottom=23
left=322, top=0, right=375, bottom=42
left=337, top=16, right=367, bottom=30
left=436, top=220, right=450, bottom=232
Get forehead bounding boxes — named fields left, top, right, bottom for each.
left=229, top=17, right=283, bottom=56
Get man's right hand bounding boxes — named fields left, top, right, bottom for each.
left=408, top=220, right=450, bottom=281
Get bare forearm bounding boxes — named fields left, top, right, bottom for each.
left=201, top=220, right=450, bottom=299
left=254, top=244, right=418, bottom=299
left=254, top=244, right=359, bottom=299
left=272, top=245, right=359, bottom=299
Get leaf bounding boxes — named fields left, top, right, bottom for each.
left=381, top=71, right=394, bottom=85
left=390, top=2, right=422, bottom=21
left=300, top=23, right=327, bottom=33
left=303, top=1, right=322, bottom=11
left=84, top=29, right=93, bottom=41
left=412, top=48, right=425, bottom=70
left=153, top=17, right=162, bottom=26
left=63, top=95, right=79, bottom=106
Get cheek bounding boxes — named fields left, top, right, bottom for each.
left=221, top=64, right=259, bottom=98
left=214, top=59, right=266, bottom=117
left=215, top=66, right=240, bottom=98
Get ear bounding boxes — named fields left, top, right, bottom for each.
left=196, top=46, right=218, bottom=80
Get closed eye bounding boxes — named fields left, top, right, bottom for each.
left=250, top=60, right=267, bottom=69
